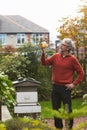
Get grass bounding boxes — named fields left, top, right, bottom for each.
left=40, top=98, right=83, bottom=119
left=40, top=101, right=52, bottom=118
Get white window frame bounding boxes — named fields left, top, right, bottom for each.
left=0, top=34, right=6, bottom=44
left=31, top=34, right=43, bottom=44
left=17, top=34, right=26, bottom=44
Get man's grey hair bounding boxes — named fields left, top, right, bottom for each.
left=62, top=38, right=76, bottom=52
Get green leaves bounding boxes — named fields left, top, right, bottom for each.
left=0, top=73, right=15, bottom=108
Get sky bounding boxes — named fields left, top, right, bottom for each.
left=0, top=0, right=81, bottom=42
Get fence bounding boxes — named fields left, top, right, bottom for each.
left=80, top=59, right=87, bottom=86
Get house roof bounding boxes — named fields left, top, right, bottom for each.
left=0, top=15, right=49, bottom=33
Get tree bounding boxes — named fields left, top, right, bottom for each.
left=0, top=43, right=53, bottom=101
left=56, top=0, right=87, bottom=58
left=57, top=17, right=82, bottom=47
left=0, top=54, right=31, bottom=81
left=17, top=43, right=53, bottom=100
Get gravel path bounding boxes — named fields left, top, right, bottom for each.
left=46, top=117, right=87, bottom=130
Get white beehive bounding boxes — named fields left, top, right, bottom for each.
left=13, top=78, right=41, bottom=117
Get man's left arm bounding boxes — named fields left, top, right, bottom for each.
left=72, top=57, right=84, bottom=86
left=65, top=57, right=84, bottom=90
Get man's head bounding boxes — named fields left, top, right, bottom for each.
left=60, top=38, right=76, bottom=53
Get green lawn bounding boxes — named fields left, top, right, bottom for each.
left=40, top=98, right=83, bottom=119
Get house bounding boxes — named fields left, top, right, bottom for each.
left=0, top=15, right=49, bottom=48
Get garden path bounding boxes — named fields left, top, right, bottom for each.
left=47, top=117, right=87, bottom=130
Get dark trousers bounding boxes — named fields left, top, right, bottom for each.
left=51, top=84, right=73, bottom=129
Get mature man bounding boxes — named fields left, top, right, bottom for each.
left=41, top=38, right=84, bottom=130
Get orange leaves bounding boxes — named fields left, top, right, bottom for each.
left=0, top=45, right=16, bottom=55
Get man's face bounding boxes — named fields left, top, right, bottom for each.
left=60, top=42, right=69, bottom=52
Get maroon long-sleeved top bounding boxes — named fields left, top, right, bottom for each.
left=41, top=52, right=84, bottom=86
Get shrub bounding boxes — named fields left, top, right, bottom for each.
left=5, top=117, right=56, bottom=130
left=82, top=94, right=87, bottom=105
left=5, top=118, right=25, bottom=130
left=0, top=124, right=6, bottom=130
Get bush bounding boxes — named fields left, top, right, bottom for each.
left=82, top=94, right=87, bottom=105
left=5, top=118, right=25, bottom=130
left=0, top=73, right=15, bottom=116
left=0, top=124, right=6, bottom=130
left=4, top=117, right=56, bottom=130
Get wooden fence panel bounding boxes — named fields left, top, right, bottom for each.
left=80, top=60, right=87, bottom=86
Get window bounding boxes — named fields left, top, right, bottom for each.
left=17, top=34, right=26, bottom=44
left=31, top=34, right=43, bottom=44
left=0, top=34, right=6, bottom=44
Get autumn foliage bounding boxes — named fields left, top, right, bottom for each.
left=0, top=45, right=16, bottom=54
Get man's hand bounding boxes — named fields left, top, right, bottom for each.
left=41, top=48, right=45, bottom=53
left=41, top=42, right=48, bottom=49
left=65, top=83, right=75, bottom=90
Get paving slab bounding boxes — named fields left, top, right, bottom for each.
left=1, top=105, right=12, bottom=121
